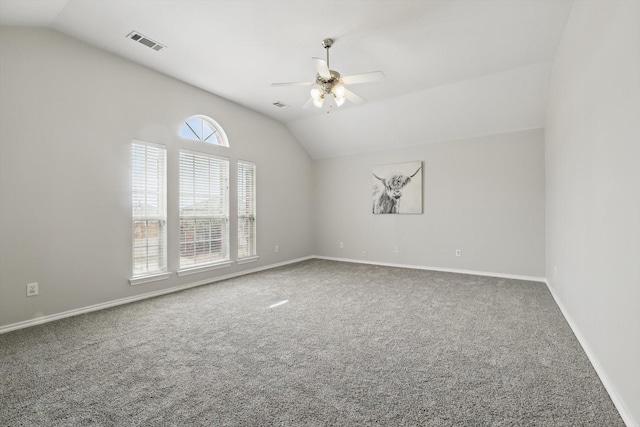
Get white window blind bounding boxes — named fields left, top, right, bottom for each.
left=238, top=161, right=256, bottom=259
left=131, top=141, right=167, bottom=276
left=179, top=150, right=229, bottom=268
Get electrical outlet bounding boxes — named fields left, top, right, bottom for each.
left=554, top=266, right=557, bottom=278
left=362, top=251, right=367, bottom=257
left=274, top=245, right=279, bottom=253
left=456, top=249, right=461, bottom=257
left=27, top=282, right=38, bottom=297
left=339, top=242, right=343, bottom=249
left=395, top=246, right=399, bottom=253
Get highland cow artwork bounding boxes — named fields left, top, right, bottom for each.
left=372, top=161, right=423, bottom=214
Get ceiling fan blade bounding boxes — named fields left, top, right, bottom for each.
left=312, top=57, right=331, bottom=79
left=344, top=88, right=367, bottom=105
left=271, top=81, right=315, bottom=87
left=302, top=98, right=314, bottom=109
left=341, top=71, right=385, bottom=85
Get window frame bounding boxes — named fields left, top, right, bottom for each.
left=179, top=115, right=229, bottom=147
left=236, top=160, right=258, bottom=264
left=178, top=149, right=231, bottom=274
left=237, top=160, right=258, bottom=263
left=130, top=140, right=170, bottom=284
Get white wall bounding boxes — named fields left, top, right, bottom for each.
left=0, top=28, right=313, bottom=328
left=545, top=1, right=640, bottom=424
left=313, top=129, right=545, bottom=278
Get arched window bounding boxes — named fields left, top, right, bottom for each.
left=179, top=115, right=228, bottom=147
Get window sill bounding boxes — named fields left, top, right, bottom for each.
left=177, top=261, right=234, bottom=277
left=237, top=256, right=259, bottom=265
left=129, top=272, right=172, bottom=286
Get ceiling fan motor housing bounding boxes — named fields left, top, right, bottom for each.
left=316, top=70, right=341, bottom=93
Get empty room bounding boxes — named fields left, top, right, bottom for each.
left=0, top=0, right=638, bottom=425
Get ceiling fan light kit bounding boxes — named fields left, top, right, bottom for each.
left=272, top=38, right=384, bottom=111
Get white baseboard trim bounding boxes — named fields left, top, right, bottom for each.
left=313, top=255, right=546, bottom=283
left=544, top=280, right=636, bottom=427
left=0, top=256, right=313, bottom=335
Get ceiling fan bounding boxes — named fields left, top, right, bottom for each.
left=272, top=38, right=384, bottom=110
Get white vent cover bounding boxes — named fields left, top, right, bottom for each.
left=126, top=31, right=165, bottom=51
left=272, top=101, right=289, bottom=109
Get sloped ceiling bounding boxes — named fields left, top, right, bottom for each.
left=0, top=0, right=573, bottom=158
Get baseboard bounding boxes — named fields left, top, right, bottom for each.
left=313, top=255, right=546, bottom=283
left=0, top=256, right=313, bottom=335
left=0, top=256, right=540, bottom=334
left=544, top=280, right=637, bottom=427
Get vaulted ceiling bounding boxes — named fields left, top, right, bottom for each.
left=0, top=0, right=573, bottom=158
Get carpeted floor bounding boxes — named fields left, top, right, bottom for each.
left=0, top=259, right=624, bottom=426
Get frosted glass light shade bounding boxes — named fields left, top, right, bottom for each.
left=310, top=87, right=323, bottom=100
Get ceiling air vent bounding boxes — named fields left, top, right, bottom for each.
left=273, top=101, right=289, bottom=109
left=126, top=31, right=166, bottom=51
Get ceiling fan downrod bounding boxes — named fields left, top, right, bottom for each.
left=322, top=38, right=333, bottom=69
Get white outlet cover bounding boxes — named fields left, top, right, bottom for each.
left=27, top=282, right=38, bottom=296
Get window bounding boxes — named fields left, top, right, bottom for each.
left=131, top=141, right=167, bottom=277
left=179, top=150, right=229, bottom=269
left=238, top=161, right=257, bottom=260
left=179, top=115, right=228, bottom=147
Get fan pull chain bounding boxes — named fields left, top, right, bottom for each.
left=326, top=103, right=334, bottom=114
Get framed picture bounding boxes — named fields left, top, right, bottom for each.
left=372, top=161, right=423, bottom=214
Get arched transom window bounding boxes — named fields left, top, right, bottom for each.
left=180, top=115, right=228, bottom=147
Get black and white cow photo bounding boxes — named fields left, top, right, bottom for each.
left=372, top=161, right=423, bottom=214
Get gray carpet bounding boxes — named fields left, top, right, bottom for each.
left=0, top=259, right=624, bottom=426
